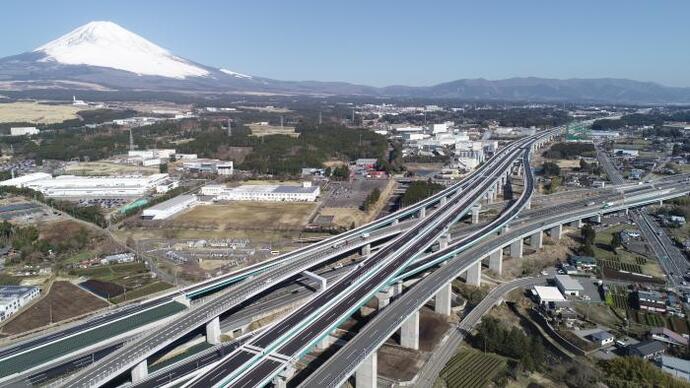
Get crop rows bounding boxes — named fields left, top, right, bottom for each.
left=441, top=349, right=505, bottom=388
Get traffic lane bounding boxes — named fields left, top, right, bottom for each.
left=134, top=342, right=243, bottom=388
left=226, top=359, right=284, bottom=388
left=0, top=299, right=162, bottom=360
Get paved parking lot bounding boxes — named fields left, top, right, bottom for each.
left=323, top=180, right=388, bottom=208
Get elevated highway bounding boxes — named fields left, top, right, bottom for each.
left=299, top=176, right=690, bottom=388
left=64, top=128, right=560, bottom=387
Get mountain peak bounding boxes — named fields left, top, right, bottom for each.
left=33, top=21, right=209, bottom=79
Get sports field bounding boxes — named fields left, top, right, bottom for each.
left=0, top=102, right=84, bottom=124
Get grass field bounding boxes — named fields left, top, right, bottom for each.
left=0, top=281, right=108, bottom=335
left=65, top=161, right=159, bottom=176
left=0, top=102, right=84, bottom=124
left=247, top=124, right=298, bottom=137
left=176, top=202, right=316, bottom=231
left=440, top=348, right=506, bottom=388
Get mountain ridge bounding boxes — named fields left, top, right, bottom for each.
left=1, top=21, right=690, bottom=104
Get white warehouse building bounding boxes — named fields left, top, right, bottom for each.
left=0, top=286, right=40, bottom=322
left=201, top=182, right=320, bottom=202
left=10, top=127, right=40, bottom=136
left=142, top=194, right=198, bottom=220
left=0, top=173, right=170, bottom=197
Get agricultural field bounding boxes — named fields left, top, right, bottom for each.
left=605, top=285, right=690, bottom=334
left=64, top=161, right=159, bottom=176
left=440, top=348, right=506, bottom=388
left=0, top=281, right=108, bottom=335
left=175, top=202, right=317, bottom=231
left=593, top=225, right=664, bottom=279
left=0, top=102, right=85, bottom=124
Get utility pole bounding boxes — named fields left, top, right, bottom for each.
left=352, top=108, right=355, bottom=126
left=227, top=119, right=232, bottom=136
left=129, top=128, right=135, bottom=151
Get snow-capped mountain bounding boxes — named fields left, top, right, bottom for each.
left=0, top=21, right=266, bottom=92
left=34, top=21, right=209, bottom=79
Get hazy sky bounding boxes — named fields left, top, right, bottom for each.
left=3, top=1, right=689, bottom=87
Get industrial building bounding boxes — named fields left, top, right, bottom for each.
left=201, top=182, right=319, bottom=202
left=0, top=173, right=171, bottom=197
left=0, top=286, right=40, bottom=322
left=531, top=286, right=566, bottom=305
left=182, top=159, right=234, bottom=175
left=142, top=194, right=198, bottom=220
left=555, top=274, right=584, bottom=296
left=9, top=127, right=40, bottom=136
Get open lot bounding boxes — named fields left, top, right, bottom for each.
left=0, top=281, right=109, bottom=335
left=0, top=102, right=84, bottom=124
left=65, top=161, right=159, bottom=176
left=320, top=179, right=395, bottom=228
left=247, top=124, right=298, bottom=137
left=176, top=202, right=317, bottom=231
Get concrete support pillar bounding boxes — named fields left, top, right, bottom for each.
left=489, top=248, right=503, bottom=275
left=465, top=261, right=481, bottom=286
left=525, top=200, right=531, bottom=210
left=376, top=287, right=392, bottom=310
left=439, top=235, right=449, bottom=250
left=487, top=189, right=495, bottom=204
left=272, top=366, right=295, bottom=388
left=419, top=207, right=426, bottom=219
left=440, top=196, right=447, bottom=206
left=362, top=243, right=371, bottom=257
left=206, top=316, right=221, bottom=345
left=471, top=206, right=480, bottom=224
left=356, top=351, right=377, bottom=388
left=400, top=311, right=420, bottom=350
left=434, top=282, right=452, bottom=316
left=549, top=224, right=562, bottom=240
left=529, top=230, right=543, bottom=249
left=592, top=214, right=602, bottom=224
left=131, top=360, right=148, bottom=384
left=510, top=239, right=523, bottom=258
left=569, top=219, right=583, bottom=228
left=392, top=280, right=403, bottom=296
left=392, top=218, right=399, bottom=226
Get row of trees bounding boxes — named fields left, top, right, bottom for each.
left=400, top=180, right=445, bottom=208
left=360, top=188, right=381, bottom=212
left=471, top=316, right=545, bottom=372
left=543, top=143, right=596, bottom=159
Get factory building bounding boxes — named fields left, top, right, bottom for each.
left=142, top=194, right=198, bottom=220
left=0, top=173, right=170, bottom=197
left=182, top=159, right=234, bottom=175
left=9, top=127, right=40, bottom=136
left=0, top=286, right=40, bottom=322
left=201, top=181, right=319, bottom=202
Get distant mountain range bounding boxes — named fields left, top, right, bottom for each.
left=1, top=21, right=689, bottom=105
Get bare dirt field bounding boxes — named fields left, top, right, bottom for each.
left=247, top=124, right=298, bottom=137
left=378, top=346, right=425, bottom=381
left=0, top=281, right=108, bottom=335
left=0, top=102, right=84, bottom=124
left=176, top=202, right=316, bottom=231
left=65, top=161, right=159, bottom=176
